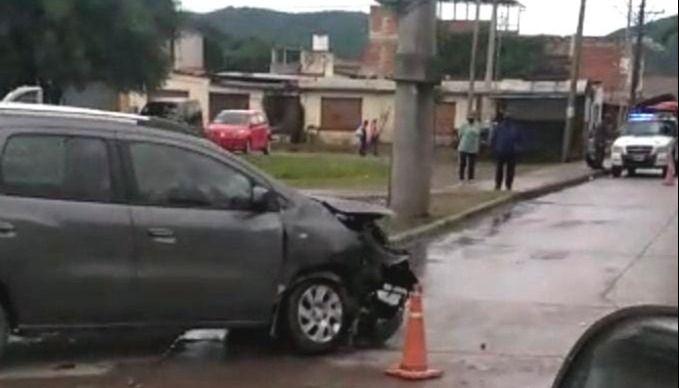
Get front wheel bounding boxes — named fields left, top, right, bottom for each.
left=0, top=306, right=8, bottom=359
left=627, top=168, right=636, bottom=177
left=285, top=280, right=349, bottom=354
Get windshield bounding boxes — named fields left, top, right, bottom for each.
left=141, top=102, right=179, bottom=118
left=621, top=121, right=677, bottom=137
left=214, top=112, right=250, bottom=125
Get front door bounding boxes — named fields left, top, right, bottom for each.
left=121, top=139, right=283, bottom=324
left=0, top=131, right=135, bottom=325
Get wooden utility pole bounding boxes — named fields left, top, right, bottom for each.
left=629, top=0, right=646, bottom=107
left=386, top=0, right=439, bottom=218
left=561, top=0, right=587, bottom=163
left=482, top=0, right=499, bottom=123
left=467, top=0, right=482, bottom=116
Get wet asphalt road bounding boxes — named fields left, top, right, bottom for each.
left=1, top=174, right=677, bottom=388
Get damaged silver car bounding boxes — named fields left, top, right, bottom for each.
left=0, top=103, right=417, bottom=357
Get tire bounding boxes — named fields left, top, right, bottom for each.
left=285, top=280, right=349, bottom=354
left=263, top=141, right=271, bottom=155
left=627, top=168, right=636, bottom=177
left=662, top=167, right=669, bottom=178
left=0, top=305, right=8, bottom=360
left=612, top=166, right=623, bottom=178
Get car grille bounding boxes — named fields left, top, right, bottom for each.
left=626, top=145, right=653, bottom=155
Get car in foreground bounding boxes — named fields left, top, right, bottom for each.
left=206, top=110, right=271, bottom=154
left=0, top=103, right=417, bottom=358
left=553, top=306, right=677, bottom=388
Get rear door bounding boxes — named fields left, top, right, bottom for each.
left=118, top=135, right=284, bottom=324
left=0, top=126, right=135, bottom=326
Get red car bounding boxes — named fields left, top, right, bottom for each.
left=206, top=110, right=271, bottom=154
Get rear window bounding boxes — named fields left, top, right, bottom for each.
left=141, top=102, right=179, bottom=118
left=0, top=135, right=112, bottom=202
left=214, top=112, right=250, bottom=125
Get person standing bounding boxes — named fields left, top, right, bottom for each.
left=457, top=115, right=481, bottom=181
left=490, top=111, right=523, bottom=191
left=355, top=120, right=369, bottom=156
left=369, top=119, right=381, bottom=156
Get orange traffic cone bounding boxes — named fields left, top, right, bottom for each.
left=386, top=285, right=443, bottom=381
left=664, top=161, right=676, bottom=187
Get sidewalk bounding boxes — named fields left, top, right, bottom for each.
left=304, top=162, right=598, bottom=200
left=303, top=162, right=603, bottom=243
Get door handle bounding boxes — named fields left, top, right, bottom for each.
left=147, top=228, right=176, bottom=244
left=0, top=221, right=16, bottom=238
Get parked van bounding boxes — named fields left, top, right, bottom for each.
left=0, top=103, right=416, bottom=358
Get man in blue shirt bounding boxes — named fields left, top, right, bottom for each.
left=490, top=111, right=523, bottom=191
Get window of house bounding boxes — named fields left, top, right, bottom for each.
left=0, top=135, right=112, bottom=202
left=128, top=142, right=253, bottom=210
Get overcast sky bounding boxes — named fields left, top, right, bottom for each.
left=181, top=0, right=677, bottom=36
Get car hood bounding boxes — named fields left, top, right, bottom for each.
left=614, top=135, right=673, bottom=148
left=311, top=196, right=394, bottom=219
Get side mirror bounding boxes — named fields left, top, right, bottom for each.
left=553, top=306, right=678, bottom=388
left=252, top=186, right=279, bottom=212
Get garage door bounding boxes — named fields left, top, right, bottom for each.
left=321, top=97, right=362, bottom=132
left=209, top=93, right=250, bottom=121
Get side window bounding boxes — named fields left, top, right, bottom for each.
left=128, top=142, right=254, bottom=210
left=0, top=135, right=112, bottom=202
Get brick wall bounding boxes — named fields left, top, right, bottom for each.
left=362, top=6, right=399, bottom=78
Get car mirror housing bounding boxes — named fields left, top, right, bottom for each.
left=252, top=186, right=279, bottom=212
left=552, top=306, right=678, bottom=388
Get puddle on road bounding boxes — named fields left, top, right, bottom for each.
left=529, top=250, right=570, bottom=261
left=551, top=219, right=612, bottom=229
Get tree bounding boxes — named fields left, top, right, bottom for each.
left=0, top=0, right=180, bottom=100
left=437, top=28, right=551, bottom=80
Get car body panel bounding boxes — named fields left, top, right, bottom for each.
left=0, top=125, right=136, bottom=326
left=129, top=205, right=283, bottom=324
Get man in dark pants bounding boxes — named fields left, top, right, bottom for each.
left=490, top=112, right=523, bottom=191
left=457, top=115, right=481, bottom=181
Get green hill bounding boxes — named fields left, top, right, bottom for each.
left=610, top=14, right=678, bottom=76
left=194, top=7, right=368, bottom=60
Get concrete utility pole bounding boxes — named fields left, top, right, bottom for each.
left=482, top=0, right=499, bottom=123
left=617, top=0, right=635, bottom=126
left=467, top=0, right=482, bottom=116
left=561, top=0, right=587, bottom=163
left=629, top=0, right=646, bottom=107
left=387, top=0, right=439, bottom=219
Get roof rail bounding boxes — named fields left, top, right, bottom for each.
left=0, top=102, right=149, bottom=125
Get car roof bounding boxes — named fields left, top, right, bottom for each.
left=0, top=102, right=149, bottom=124
left=0, top=103, right=201, bottom=138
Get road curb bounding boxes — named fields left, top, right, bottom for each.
left=389, top=170, right=605, bottom=245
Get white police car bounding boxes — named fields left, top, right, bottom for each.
left=610, top=113, right=678, bottom=178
